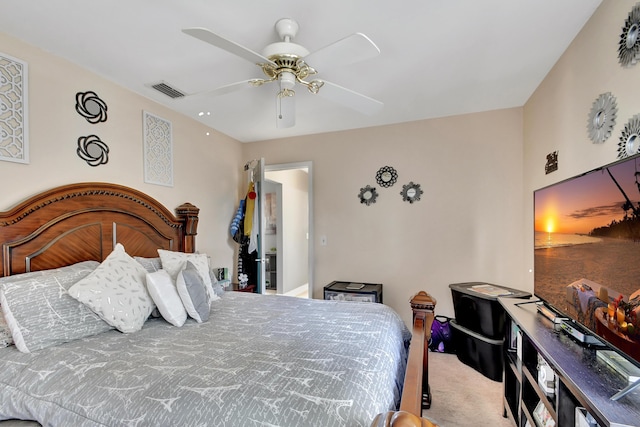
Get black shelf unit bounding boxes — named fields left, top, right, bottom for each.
left=500, top=297, right=640, bottom=427
left=323, top=281, right=382, bottom=303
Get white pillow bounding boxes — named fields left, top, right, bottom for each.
left=176, top=261, right=210, bottom=323
left=157, top=249, right=215, bottom=296
left=146, top=270, right=187, bottom=327
left=69, top=243, right=155, bottom=333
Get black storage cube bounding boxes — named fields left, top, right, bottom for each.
left=449, top=282, right=530, bottom=340
left=450, top=319, right=504, bottom=382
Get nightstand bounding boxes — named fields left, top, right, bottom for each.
left=323, top=281, right=383, bottom=303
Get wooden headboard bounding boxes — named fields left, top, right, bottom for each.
left=0, top=182, right=199, bottom=277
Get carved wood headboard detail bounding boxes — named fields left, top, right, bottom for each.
left=0, top=182, right=199, bottom=277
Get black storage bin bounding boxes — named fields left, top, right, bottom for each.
left=449, top=282, right=530, bottom=340
left=450, top=319, right=504, bottom=382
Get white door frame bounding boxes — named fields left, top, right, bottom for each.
left=264, top=161, right=313, bottom=298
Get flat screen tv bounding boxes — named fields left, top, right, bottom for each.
left=534, top=153, right=640, bottom=368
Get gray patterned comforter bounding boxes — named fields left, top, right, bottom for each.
left=0, top=292, right=410, bottom=426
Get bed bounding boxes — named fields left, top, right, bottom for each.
left=0, top=182, right=436, bottom=427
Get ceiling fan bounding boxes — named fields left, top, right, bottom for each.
left=182, top=18, right=384, bottom=128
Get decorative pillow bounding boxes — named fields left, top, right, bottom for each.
left=176, top=261, right=210, bottom=323
left=0, top=309, right=13, bottom=348
left=0, top=262, right=113, bottom=353
left=208, top=269, right=226, bottom=298
left=0, top=260, right=100, bottom=284
left=146, top=270, right=187, bottom=327
left=134, top=256, right=162, bottom=273
left=157, top=249, right=213, bottom=288
left=68, top=243, right=155, bottom=333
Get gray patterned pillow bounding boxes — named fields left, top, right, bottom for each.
left=134, top=256, right=162, bottom=273
left=68, top=243, right=155, bottom=333
left=0, top=262, right=113, bottom=353
left=176, top=261, right=210, bottom=323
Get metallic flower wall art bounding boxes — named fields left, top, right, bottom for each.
left=619, top=3, right=640, bottom=67
left=618, top=114, right=640, bottom=159
left=587, top=92, right=617, bottom=144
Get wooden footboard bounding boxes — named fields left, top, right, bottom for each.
left=371, top=291, right=438, bottom=427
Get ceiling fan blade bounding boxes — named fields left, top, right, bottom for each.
left=187, top=80, right=255, bottom=98
left=276, top=93, right=295, bottom=128
left=316, top=81, right=383, bottom=115
left=182, top=27, right=275, bottom=66
left=303, top=33, right=380, bottom=70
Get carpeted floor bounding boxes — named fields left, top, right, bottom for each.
left=422, top=352, right=515, bottom=427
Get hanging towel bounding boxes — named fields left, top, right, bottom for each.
left=248, top=194, right=259, bottom=254
left=230, top=199, right=245, bottom=238
left=244, top=182, right=256, bottom=236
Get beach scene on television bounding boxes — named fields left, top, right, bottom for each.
left=534, top=155, right=640, bottom=362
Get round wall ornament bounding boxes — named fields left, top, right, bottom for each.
left=75, top=91, right=108, bottom=123
left=617, top=114, right=640, bottom=159
left=619, top=3, right=640, bottom=67
left=587, top=92, right=617, bottom=144
left=376, top=166, right=398, bottom=188
left=77, top=135, right=109, bottom=166
left=400, top=182, right=423, bottom=204
left=358, top=185, right=378, bottom=206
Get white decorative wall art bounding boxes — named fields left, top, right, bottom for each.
left=143, top=111, right=173, bottom=187
left=0, top=53, right=28, bottom=164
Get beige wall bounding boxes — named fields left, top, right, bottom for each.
left=523, top=0, right=640, bottom=290
left=243, top=108, right=525, bottom=325
left=0, top=32, right=242, bottom=269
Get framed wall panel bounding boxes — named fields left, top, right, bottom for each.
left=143, top=111, right=173, bottom=187
left=0, top=52, right=28, bottom=164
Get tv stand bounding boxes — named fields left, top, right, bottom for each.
left=500, top=297, right=640, bottom=427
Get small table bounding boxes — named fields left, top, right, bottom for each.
left=324, top=281, right=383, bottom=303
left=229, top=283, right=256, bottom=293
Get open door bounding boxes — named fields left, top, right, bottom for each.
left=236, top=158, right=266, bottom=294
left=255, top=158, right=266, bottom=294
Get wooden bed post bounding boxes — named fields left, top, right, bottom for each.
left=371, top=291, right=437, bottom=427
left=176, top=202, right=199, bottom=253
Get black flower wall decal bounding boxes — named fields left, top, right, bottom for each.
left=77, top=135, right=109, bottom=166
left=75, top=91, right=108, bottom=123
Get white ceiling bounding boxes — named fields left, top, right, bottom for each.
left=0, top=0, right=602, bottom=142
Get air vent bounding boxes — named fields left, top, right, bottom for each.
left=149, top=81, right=186, bottom=99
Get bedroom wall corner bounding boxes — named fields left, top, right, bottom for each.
left=522, top=0, right=640, bottom=291
left=241, top=108, right=525, bottom=327
left=0, top=32, right=241, bottom=270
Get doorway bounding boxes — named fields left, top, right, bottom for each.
left=264, top=161, right=313, bottom=298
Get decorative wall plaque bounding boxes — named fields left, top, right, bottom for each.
left=0, top=52, right=28, bottom=164
left=545, top=151, right=558, bottom=175
left=143, top=111, right=173, bottom=187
